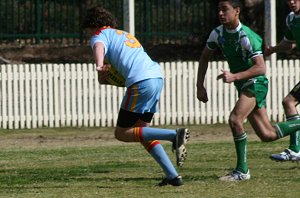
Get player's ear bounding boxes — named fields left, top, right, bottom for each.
left=235, top=7, right=240, bottom=17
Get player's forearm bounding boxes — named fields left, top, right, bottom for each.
left=197, top=47, right=214, bottom=87
left=234, top=65, right=266, bottom=81
left=93, top=43, right=105, bottom=70
left=235, top=55, right=266, bottom=81
left=197, top=59, right=209, bottom=87
left=271, top=40, right=295, bottom=53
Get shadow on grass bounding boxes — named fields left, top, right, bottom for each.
left=0, top=162, right=222, bottom=189
left=0, top=164, right=114, bottom=186
left=184, top=174, right=220, bottom=181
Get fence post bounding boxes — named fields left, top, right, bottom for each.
left=265, top=0, right=278, bottom=122
left=36, top=0, right=41, bottom=44
left=264, top=0, right=277, bottom=60
left=123, top=0, right=135, bottom=35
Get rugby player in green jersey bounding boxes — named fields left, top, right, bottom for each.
left=197, top=0, right=300, bottom=181
left=265, top=0, right=300, bottom=162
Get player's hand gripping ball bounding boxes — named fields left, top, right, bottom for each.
left=106, top=66, right=126, bottom=87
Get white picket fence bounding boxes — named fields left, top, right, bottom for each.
left=0, top=60, right=299, bottom=129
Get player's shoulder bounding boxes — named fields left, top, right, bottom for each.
left=240, top=24, right=261, bottom=40
left=240, top=24, right=255, bottom=34
left=286, top=12, right=297, bottom=26
left=208, top=25, right=224, bottom=40
left=212, top=25, right=224, bottom=34
left=286, top=11, right=295, bottom=21
left=239, top=24, right=262, bottom=49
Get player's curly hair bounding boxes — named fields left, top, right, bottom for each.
left=82, top=5, right=118, bottom=29
left=218, top=0, right=242, bottom=9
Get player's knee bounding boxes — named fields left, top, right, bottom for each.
left=228, top=115, right=243, bottom=129
left=282, top=97, right=292, bottom=110
left=114, top=129, right=129, bottom=142
left=259, top=135, right=273, bottom=142
left=258, top=132, right=277, bottom=142
left=282, top=98, right=288, bottom=108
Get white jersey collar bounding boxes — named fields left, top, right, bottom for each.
left=225, top=22, right=242, bottom=33
left=293, top=12, right=300, bottom=18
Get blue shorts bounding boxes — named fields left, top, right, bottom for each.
left=121, top=78, right=163, bottom=113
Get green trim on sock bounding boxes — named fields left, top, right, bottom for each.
left=275, top=124, right=284, bottom=138
left=286, top=114, right=300, bottom=121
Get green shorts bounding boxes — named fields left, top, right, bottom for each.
left=234, top=76, right=269, bottom=108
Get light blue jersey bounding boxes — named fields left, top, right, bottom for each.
left=90, top=27, right=163, bottom=87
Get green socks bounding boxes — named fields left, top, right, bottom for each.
left=275, top=118, right=300, bottom=138
left=234, top=133, right=248, bottom=174
left=289, top=131, right=300, bottom=152
left=287, top=114, right=300, bottom=152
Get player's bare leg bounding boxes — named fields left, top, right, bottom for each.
left=270, top=93, right=300, bottom=162
left=220, top=93, right=255, bottom=181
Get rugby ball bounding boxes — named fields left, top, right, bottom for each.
left=106, top=66, right=125, bottom=87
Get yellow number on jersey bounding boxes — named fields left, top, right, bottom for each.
left=125, top=33, right=141, bottom=48
left=116, top=30, right=141, bottom=48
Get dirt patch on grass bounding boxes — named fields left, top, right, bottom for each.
left=0, top=124, right=260, bottom=149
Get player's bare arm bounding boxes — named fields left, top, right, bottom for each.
left=93, top=42, right=111, bottom=84
left=217, top=55, right=266, bottom=83
left=96, top=64, right=113, bottom=85
left=197, top=46, right=214, bottom=103
left=265, top=40, right=296, bottom=56
left=93, top=42, right=106, bottom=71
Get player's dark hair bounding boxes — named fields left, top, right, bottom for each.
left=218, top=0, right=243, bottom=10
left=82, top=5, right=118, bottom=29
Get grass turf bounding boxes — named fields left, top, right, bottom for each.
left=0, top=125, right=299, bottom=198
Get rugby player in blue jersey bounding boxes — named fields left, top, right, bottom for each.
left=83, top=5, right=189, bottom=186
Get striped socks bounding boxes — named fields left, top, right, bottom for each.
left=133, top=127, right=176, bottom=142
left=141, top=141, right=178, bottom=179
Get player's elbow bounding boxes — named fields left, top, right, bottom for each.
left=259, top=67, right=266, bottom=75
left=97, top=72, right=108, bottom=84
left=255, top=65, right=266, bottom=76
left=98, top=77, right=106, bottom=84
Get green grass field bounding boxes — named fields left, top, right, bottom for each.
left=0, top=124, right=300, bottom=198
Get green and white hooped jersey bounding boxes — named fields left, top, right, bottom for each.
left=284, top=12, right=300, bottom=50
left=206, top=22, right=263, bottom=74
